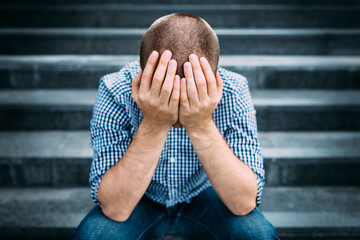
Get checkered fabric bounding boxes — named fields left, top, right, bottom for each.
left=89, top=61, right=265, bottom=207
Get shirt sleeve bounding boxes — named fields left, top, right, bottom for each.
left=89, top=78, right=132, bottom=206
left=223, top=81, right=265, bottom=206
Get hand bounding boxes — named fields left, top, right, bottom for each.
left=179, top=54, right=223, bottom=133
left=132, top=50, right=180, bottom=131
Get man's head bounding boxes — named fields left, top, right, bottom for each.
left=140, top=13, right=220, bottom=78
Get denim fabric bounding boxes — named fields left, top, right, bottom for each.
left=73, top=187, right=278, bottom=240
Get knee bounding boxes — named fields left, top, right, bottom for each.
left=225, top=208, right=278, bottom=240
left=72, top=206, right=129, bottom=240
left=72, top=207, right=104, bottom=240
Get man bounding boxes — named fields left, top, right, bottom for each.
left=73, top=13, right=278, bottom=239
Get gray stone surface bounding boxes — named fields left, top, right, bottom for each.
left=0, top=90, right=359, bottom=130
left=1, top=5, right=360, bottom=28
left=1, top=1, right=360, bottom=239
left=0, top=90, right=97, bottom=106
left=1, top=131, right=359, bottom=159
left=0, top=187, right=359, bottom=239
left=1, top=55, right=360, bottom=89
left=252, top=90, right=360, bottom=106
left=1, top=28, right=360, bottom=55
left=0, top=131, right=91, bottom=158
left=2, top=89, right=359, bottom=106
left=0, top=131, right=359, bottom=187
left=2, top=0, right=360, bottom=4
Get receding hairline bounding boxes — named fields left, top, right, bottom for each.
left=149, top=13, right=216, bottom=35
left=140, top=13, right=220, bottom=77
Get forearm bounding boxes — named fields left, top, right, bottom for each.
left=97, top=119, right=170, bottom=222
left=186, top=120, right=258, bottom=216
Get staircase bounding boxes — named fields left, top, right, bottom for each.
left=0, top=0, right=360, bottom=239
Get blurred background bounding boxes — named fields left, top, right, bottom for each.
left=0, top=0, right=359, bottom=239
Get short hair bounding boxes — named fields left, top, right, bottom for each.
left=140, top=13, right=220, bottom=78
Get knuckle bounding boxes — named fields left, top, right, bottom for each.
left=138, top=94, right=145, bottom=102
left=153, top=73, right=164, bottom=83
left=198, top=81, right=206, bottom=88
left=149, top=99, right=157, bottom=107
left=158, top=105, right=165, bottom=112
left=161, top=86, right=171, bottom=95
left=192, top=108, right=200, bottom=114
left=189, top=88, right=197, bottom=95
left=180, top=96, right=187, bottom=103
left=171, top=95, right=179, bottom=103
left=142, top=72, right=150, bottom=80
left=211, top=99, right=218, bottom=105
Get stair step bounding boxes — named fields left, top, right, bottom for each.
left=1, top=55, right=360, bottom=90
left=1, top=5, right=359, bottom=28
left=0, top=90, right=359, bottom=131
left=0, top=187, right=359, bottom=239
left=1, top=0, right=360, bottom=5
left=1, top=28, right=360, bottom=55
left=0, top=131, right=359, bottom=186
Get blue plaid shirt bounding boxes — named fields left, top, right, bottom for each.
left=89, top=61, right=265, bottom=207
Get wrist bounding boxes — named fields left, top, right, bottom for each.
left=185, top=119, right=217, bottom=138
left=186, top=119, right=222, bottom=152
left=140, top=118, right=172, bottom=135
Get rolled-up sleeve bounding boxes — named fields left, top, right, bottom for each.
left=89, top=78, right=132, bottom=205
left=223, top=81, right=265, bottom=206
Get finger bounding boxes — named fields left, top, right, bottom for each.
left=216, top=71, right=224, bottom=98
left=169, top=75, right=180, bottom=109
left=131, top=69, right=142, bottom=100
left=200, top=57, right=217, bottom=98
left=184, top=61, right=199, bottom=106
left=180, top=77, right=189, bottom=109
left=160, top=59, right=177, bottom=104
left=189, top=54, right=208, bottom=101
left=140, top=51, right=159, bottom=93
left=151, top=50, right=172, bottom=96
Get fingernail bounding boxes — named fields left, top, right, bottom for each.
left=200, top=57, right=207, bottom=64
left=150, top=51, right=158, bottom=59
left=189, top=54, right=197, bottom=61
left=163, top=50, right=172, bottom=58
left=175, top=75, right=180, bottom=83
left=169, top=59, right=176, bottom=68
left=181, top=78, right=186, bottom=85
left=185, top=62, right=191, bottom=70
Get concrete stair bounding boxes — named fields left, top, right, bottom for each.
left=1, top=0, right=359, bottom=239
left=2, top=0, right=360, bottom=4
left=2, top=28, right=360, bottom=55
left=1, top=187, right=360, bottom=239
left=1, top=5, right=360, bottom=29
left=1, top=55, right=359, bottom=89
left=0, top=90, right=359, bottom=131
left=0, top=131, right=359, bottom=187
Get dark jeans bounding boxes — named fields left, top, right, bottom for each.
left=73, top=187, right=278, bottom=240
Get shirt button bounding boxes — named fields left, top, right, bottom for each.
left=170, top=157, right=175, bottom=163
